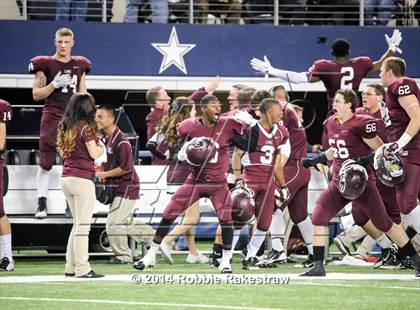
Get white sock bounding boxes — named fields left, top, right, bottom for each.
left=270, top=209, right=285, bottom=252
left=297, top=216, right=314, bottom=255
left=148, top=241, right=159, bottom=256
left=37, top=167, right=50, bottom=198
left=376, top=234, right=392, bottom=249
left=222, top=248, right=233, bottom=262
left=246, top=229, right=267, bottom=259
left=404, top=206, right=420, bottom=233
left=231, top=229, right=242, bottom=251
left=0, top=234, right=13, bottom=260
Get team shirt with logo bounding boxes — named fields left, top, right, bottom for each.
left=324, top=114, right=377, bottom=180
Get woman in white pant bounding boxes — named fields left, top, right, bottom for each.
left=57, top=92, right=105, bottom=278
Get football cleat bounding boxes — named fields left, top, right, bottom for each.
left=133, top=252, right=156, bottom=270
left=0, top=257, right=14, bottom=272
left=77, top=270, right=104, bottom=278
left=256, top=250, right=287, bottom=267
left=333, top=237, right=351, bottom=256
left=218, top=259, right=232, bottom=274
left=35, top=197, right=48, bottom=219
left=159, top=243, right=174, bottom=265
left=373, top=248, right=392, bottom=269
left=242, top=257, right=260, bottom=270
left=300, top=261, right=326, bottom=277
left=186, top=252, right=209, bottom=264
left=210, top=244, right=223, bottom=268
left=302, top=254, right=315, bottom=268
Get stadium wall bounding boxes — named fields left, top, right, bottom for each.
left=0, top=20, right=419, bottom=78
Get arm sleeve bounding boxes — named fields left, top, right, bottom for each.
left=145, top=133, right=167, bottom=160
left=270, top=68, right=308, bottom=83
left=232, top=124, right=259, bottom=152
left=359, top=118, right=378, bottom=139
left=189, top=87, right=207, bottom=105
left=81, top=125, right=97, bottom=142
left=278, top=138, right=291, bottom=159
left=117, top=141, right=134, bottom=171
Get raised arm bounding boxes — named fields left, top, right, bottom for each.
left=369, top=29, right=402, bottom=74
left=250, top=56, right=320, bottom=83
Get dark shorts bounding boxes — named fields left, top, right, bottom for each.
left=39, top=110, right=62, bottom=170
left=395, top=159, right=420, bottom=215
left=312, top=179, right=393, bottom=232
left=163, top=179, right=232, bottom=224
left=281, top=160, right=311, bottom=224
left=244, top=174, right=276, bottom=232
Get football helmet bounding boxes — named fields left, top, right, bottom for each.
left=338, top=160, right=368, bottom=200
left=185, top=137, right=216, bottom=166
left=231, top=187, right=255, bottom=229
left=374, top=152, right=404, bottom=187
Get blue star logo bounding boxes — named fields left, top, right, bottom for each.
left=151, top=27, right=196, bottom=75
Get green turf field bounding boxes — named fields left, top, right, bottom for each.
left=1, top=254, right=419, bottom=310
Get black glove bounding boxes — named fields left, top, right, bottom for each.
left=302, top=152, right=328, bottom=168
left=354, top=153, right=374, bottom=167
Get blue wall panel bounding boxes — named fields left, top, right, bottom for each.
left=0, top=21, right=419, bottom=77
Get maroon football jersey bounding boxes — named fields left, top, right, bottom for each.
left=356, top=107, right=389, bottom=143
left=0, top=99, right=12, bottom=123
left=177, top=116, right=244, bottom=182
left=62, top=121, right=97, bottom=180
left=308, top=57, right=374, bottom=115
left=324, top=114, right=377, bottom=180
left=281, top=103, right=306, bottom=160
left=385, top=77, right=420, bottom=164
left=242, top=123, right=289, bottom=178
left=103, top=127, right=139, bottom=200
left=28, top=56, right=91, bottom=113
left=0, top=99, right=12, bottom=159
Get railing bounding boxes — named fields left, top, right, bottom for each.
left=1, top=0, right=418, bottom=26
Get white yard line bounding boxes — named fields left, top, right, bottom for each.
left=295, top=282, right=420, bottom=291
left=0, top=273, right=417, bottom=284
left=0, top=297, right=282, bottom=310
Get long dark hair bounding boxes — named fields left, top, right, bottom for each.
left=57, top=92, right=98, bottom=158
left=157, top=96, right=194, bottom=149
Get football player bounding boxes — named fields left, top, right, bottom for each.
left=29, top=27, right=91, bottom=219
left=263, top=89, right=315, bottom=267
left=251, top=29, right=402, bottom=116
left=232, top=98, right=290, bottom=269
left=134, top=94, right=246, bottom=273
left=0, top=99, right=14, bottom=271
left=302, top=89, right=420, bottom=277
left=334, top=84, right=402, bottom=265
left=378, top=57, right=420, bottom=247
left=146, top=77, right=220, bottom=165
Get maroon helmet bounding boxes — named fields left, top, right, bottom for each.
left=338, top=160, right=368, bottom=200
left=374, top=152, right=404, bottom=187
left=231, top=187, right=255, bottom=229
left=185, top=137, right=217, bottom=166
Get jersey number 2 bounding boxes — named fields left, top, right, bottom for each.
left=340, top=67, right=354, bottom=89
